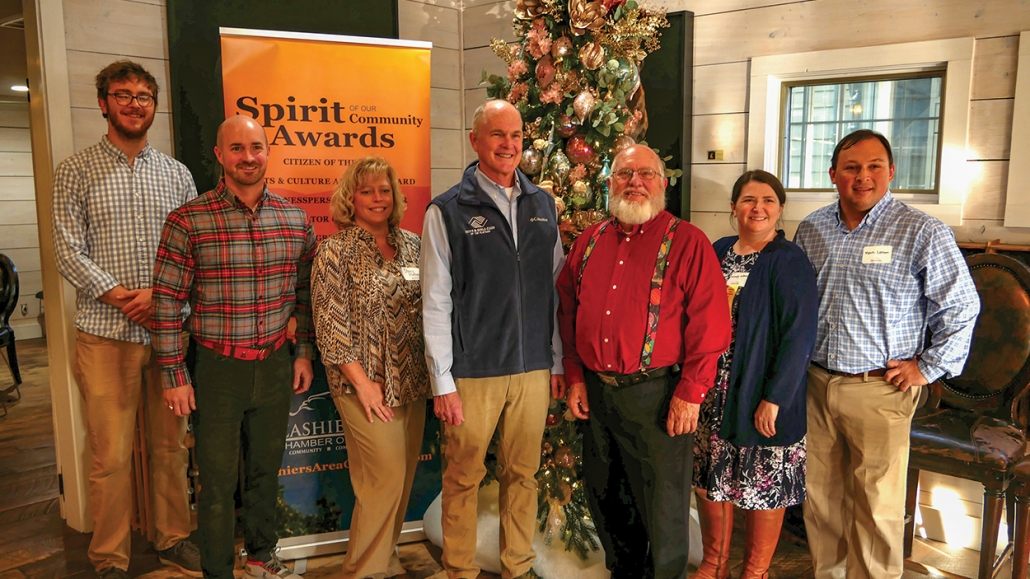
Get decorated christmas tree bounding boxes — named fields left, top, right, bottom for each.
left=478, top=0, right=673, bottom=559
left=481, top=0, right=675, bottom=247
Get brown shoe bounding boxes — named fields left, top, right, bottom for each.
left=692, top=492, right=733, bottom=579
left=739, top=508, right=786, bottom=579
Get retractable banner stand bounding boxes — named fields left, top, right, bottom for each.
left=219, top=28, right=437, bottom=560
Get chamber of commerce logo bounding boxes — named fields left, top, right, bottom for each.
left=286, top=391, right=344, bottom=454
left=466, top=215, right=495, bottom=236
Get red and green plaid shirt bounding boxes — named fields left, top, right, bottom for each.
left=153, top=179, right=317, bottom=388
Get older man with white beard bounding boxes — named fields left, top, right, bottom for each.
left=557, top=145, right=731, bottom=579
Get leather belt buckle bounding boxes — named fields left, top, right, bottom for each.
left=597, top=373, right=618, bottom=386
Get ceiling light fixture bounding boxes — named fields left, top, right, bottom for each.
left=11, top=86, right=29, bottom=92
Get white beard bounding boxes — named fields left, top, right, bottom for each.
left=609, top=190, right=666, bottom=225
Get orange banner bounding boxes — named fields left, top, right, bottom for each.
left=220, top=29, right=432, bottom=240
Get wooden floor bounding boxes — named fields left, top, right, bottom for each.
left=0, top=338, right=997, bottom=578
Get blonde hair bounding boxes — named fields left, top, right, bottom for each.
left=330, top=156, right=406, bottom=229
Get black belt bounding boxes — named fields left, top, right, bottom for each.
left=812, top=361, right=887, bottom=379
left=594, top=365, right=678, bottom=388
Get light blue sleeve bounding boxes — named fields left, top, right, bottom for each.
left=420, top=204, right=457, bottom=396
left=914, top=222, right=980, bottom=382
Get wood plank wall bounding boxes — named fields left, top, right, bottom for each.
left=0, top=102, right=44, bottom=339
left=461, top=0, right=1030, bottom=244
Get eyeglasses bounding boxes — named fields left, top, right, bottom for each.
left=612, top=168, right=660, bottom=182
left=107, top=92, right=155, bottom=107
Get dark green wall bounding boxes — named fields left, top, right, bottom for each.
left=638, top=11, right=693, bottom=219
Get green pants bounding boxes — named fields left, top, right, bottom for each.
left=192, top=343, right=294, bottom=579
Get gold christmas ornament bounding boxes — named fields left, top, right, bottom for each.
left=551, top=36, right=574, bottom=60
left=559, top=481, right=574, bottom=506
left=515, top=0, right=548, bottom=19
left=520, top=148, right=544, bottom=175
left=568, top=0, right=606, bottom=36
left=572, top=90, right=596, bottom=123
left=611, top=134, right=635, bottom=156
left=554, top=195, right=566, bottom=215
left=579, top=42, right=605, bottom=70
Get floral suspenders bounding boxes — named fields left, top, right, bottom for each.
left=577, top=217, right=681, bottom=370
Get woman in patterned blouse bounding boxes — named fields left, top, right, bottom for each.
left=311, top=156, right=431, bottom=579
left=691, top=170, right=818, bottom=579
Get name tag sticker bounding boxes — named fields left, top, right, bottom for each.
left=401, top=267, right=420, bottom=281
left=727, top=271, right=750, bottom=288
left=862, top=245, right=893, bottom=264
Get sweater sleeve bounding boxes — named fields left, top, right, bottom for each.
left=762, top=250, right=819, bottom=409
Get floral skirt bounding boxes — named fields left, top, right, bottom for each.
left=692, top=375, right=807, bottom=510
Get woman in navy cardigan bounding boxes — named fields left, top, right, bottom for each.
left=691, top=170, right=818, bottom=579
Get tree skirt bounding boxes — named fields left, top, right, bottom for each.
left=422, top=482, right=703, bottom=578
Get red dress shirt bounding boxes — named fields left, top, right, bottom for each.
left=557, top=211, right=731, bottom=403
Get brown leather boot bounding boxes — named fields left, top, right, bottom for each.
left=739, top=507, right=786, bottom=579
left=692, top=492, right=733, bottom=579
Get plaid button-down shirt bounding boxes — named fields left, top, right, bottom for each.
left=52, top=137, right=197, bottom=344
left=795, top=192, right=980, bottom=382
left=152, top=179, right=317, bottom=388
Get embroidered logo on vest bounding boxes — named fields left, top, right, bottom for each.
left=465, top=215, right=496, bottom=235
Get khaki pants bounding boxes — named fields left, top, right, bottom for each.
left=803, top=364, right=919, bottom=579
left=441, top=370, right=550, bottom=579
left=334, top=393, right=426, bottom=579
left=74, top=331, right=191, bottom=573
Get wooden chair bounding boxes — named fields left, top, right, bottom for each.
left=904, top=253, right=1030, bottom=579
left=1010, top=458, right=1030, bottom=578
left=0, top=254, right=21, bottom=417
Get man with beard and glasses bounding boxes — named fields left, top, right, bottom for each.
left=52, top=60, right=200, bottom=579
left=152, top=115, right=315, bottom=579
left=556, top=145, right=731, bottom=579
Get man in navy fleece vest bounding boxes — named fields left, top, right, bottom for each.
left=420, top=99, right=566, bottom=579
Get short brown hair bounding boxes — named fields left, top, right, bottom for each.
left=330, top=156, right=406, bottom=229
left=731, top=170, right=786, bottom=205
left=830, top=129, right=894, bottom=170
left=95, top=60, right=159, bottom=104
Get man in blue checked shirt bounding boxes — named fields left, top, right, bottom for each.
left=795, top=129, right=980, bottom=579
left=51, top=60, right=199, bottom=579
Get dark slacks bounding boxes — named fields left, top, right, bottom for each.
left=580, top=370, right=693, bottom=579
left=192, top=343, right=294, bottom=579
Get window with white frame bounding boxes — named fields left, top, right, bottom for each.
left=746, top=38, right=974, bottom=225
left=781, top=74, right=943, bottom=193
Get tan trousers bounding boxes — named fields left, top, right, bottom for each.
left=334, top=393, right=427, bottom=579
left=74, top=331, right=191, bottom=573
left=803, top=364, right=919, bottom=579
left=441, top=370, right=550, bottom=579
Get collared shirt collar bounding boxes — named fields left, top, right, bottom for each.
left=99, top=135, right=154, bottom=164
left=834, top=190, right=894, bottom=231
left=475, top=166, right=522, bottom=202
left=214, top=177, right=268, bottom=213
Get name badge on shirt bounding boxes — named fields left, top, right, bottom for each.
left=725, top=272, right=748, bottom=313
left=727, top=271, right=749, bottom=288
left=862, top=245, right=893, bottom=264
left=401, top=267, right=420, bottom=281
